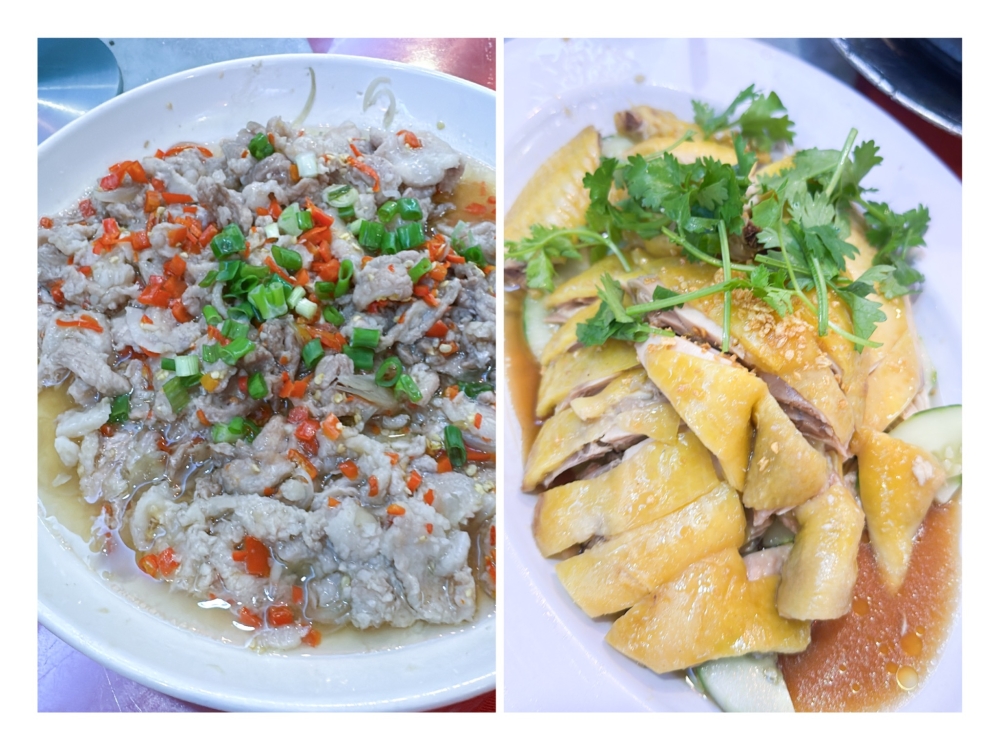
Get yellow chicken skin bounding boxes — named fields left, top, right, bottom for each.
left=606, top=547, right=811, bottom=673
left=556, top=483, right=745, bottom=617
left=539, top=301, right=601, bottom=366
left=544, top=250, right=670, bottom=310
left=854, top=427, right=946, bottom=593
left=639, top=338, right=767, bottom=491
left=742, top=393, right=830, bottom=511
left=504, top=126, right=600, bottom=244
left=532, top=433, right=719, bottom=557
left=776, top=482, right=866, bottom=620
left=535, top=340, right=639, bottom=418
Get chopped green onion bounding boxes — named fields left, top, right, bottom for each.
left=459, top=244, right=486, bottom=267
left=443, top=424, right=467, bottom=467
left=377, top=200, right=399, bottom=223
left=287, top=286, right=307, bottom=308
left=337, top=205, right=356, bottom=221
left=248, top=279, right=289, bottom=320
left=107, top=393, right=130, bottom=424
left=325, top=184, right=358, bottom=208
left=314, top=281, right=337, bottom=300
left=398, top=197, right=422, bottom=221
left=297, top=210, right=314, bottom=231
left=380, top=230, right=399, bottom=255
left=302, top=338, right=324, bottom=370
left=277, top=203, right=303, bottom=237
left=351, top=327, right=381, bottom=349
left=343, top=345, right=374, bottom=371
left=396, top=222, right=426, bottom=250
left=239, top=264, right=270, bottom=280
left=220, top=318, right=249, bottom=341
left=199, top=270, right=218, bottom=288
left=335, top=259, right=354, bottom=298
left=209, top=224, right=246, bottom=259
left=163, top=376, right=199, bottom=413
left=348, top=219, right=363, bottom=235
left=228, top=274, right=261, bottom=297
left=408, top=258, right=432, bottom=283
left=323, top=305, right=344, bottom=326
left=174, top=355, right=200, bottom=377
left=243, top=420, right=261, bottom=442
left=248, top=133, right=274, bottom=160
left=202, top=343, right=221, bottom=363
left=358, top=220, right=386, bottom=250
left=395, top=373, right=422, bottom=403
left=272, top=246, right=303, bottom=273
left=217, top=260, right=243, bottom=282
left=264, top=222, right=280, bottom=240
left=226, top=301, right=255, bottom=322
left=295, top=298, right=318, bottom=320
left=294, top=152, right=319, bottom=179
left=220, top=337, right=256, bottom=366
left=161, top=358, right=176, bottom=371
left=247, top=371, right=268, bottom=400
left=458, top=380, right=494, bottom=398
left=202, top=305, right=223, bottom=326
left=375, top=356, right=403, bottom=387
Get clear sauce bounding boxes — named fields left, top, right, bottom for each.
left=504, top=268, right=961, bottom=710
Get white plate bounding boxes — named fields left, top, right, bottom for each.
left=502, top=38, right=961, bottom=712
left=38, top=53, right=496, bottom=712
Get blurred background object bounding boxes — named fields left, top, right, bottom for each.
left=757, top=38, right=961, bottom=178
left=831, top=38, right=961, bottom=136
left=38, top=38, right=122, bottom=144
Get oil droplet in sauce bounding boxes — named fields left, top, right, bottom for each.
left=901, top=630, right=923, bottom=657
left=779, top=498, right=960, bottom=711
left=896, top=666, right=919, bottom=691
left=852, top=597, right=870, bottom=616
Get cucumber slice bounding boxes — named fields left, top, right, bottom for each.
left=695, top=654, right=795, bottom=712
left=523, top=294, right=558, bottom=361
left=888, top=405, right=962, bottom=502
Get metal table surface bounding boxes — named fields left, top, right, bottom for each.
left=37, top=37, right=496, bottom=713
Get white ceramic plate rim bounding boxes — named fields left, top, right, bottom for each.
left=38, top=53, right=495, bottom=712
left=502, top=38, right=961, bottom=712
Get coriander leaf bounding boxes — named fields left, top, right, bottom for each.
left=834, top=284, right=887, bottom=349
left=693, top=84, right=757, bottom=136
left=738, top=91, right=795, bottom=152
left=504, top=224, right=583, bottom=292
left=596, top=274, right=633, bottom=324
left=790, top=191, right=836, bottom=229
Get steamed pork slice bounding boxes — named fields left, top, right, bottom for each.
left=742, top=393, right=829, bottom=511
left=776, top=482, right=866, bottom=620
left=605, top=547, right=811, bottom=673
left=536, top=339, right=639, bottom=418
left=523, top=371, right=676, bottom=491
left=532, top=433, right=719, bottom=557
left=540, top=300, right=601, bottom=366
left=639, top=337, right=766, bottom=491
left=854, top=426, right=946, bottom=594
left=556, top=483, right=745, bottom=617
left=505, top=126, right=600, bottom=243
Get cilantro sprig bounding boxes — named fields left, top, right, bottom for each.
left=693, top=85, right=795, bottom=152
left=510, top=87, right=931, bottom=354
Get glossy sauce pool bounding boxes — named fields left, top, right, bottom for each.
left=504, top=284, right=961, bottom=710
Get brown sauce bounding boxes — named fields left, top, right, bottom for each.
left=504, top=270, right=961, bottom=710
left=779, top=499, right=960, bottom=711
